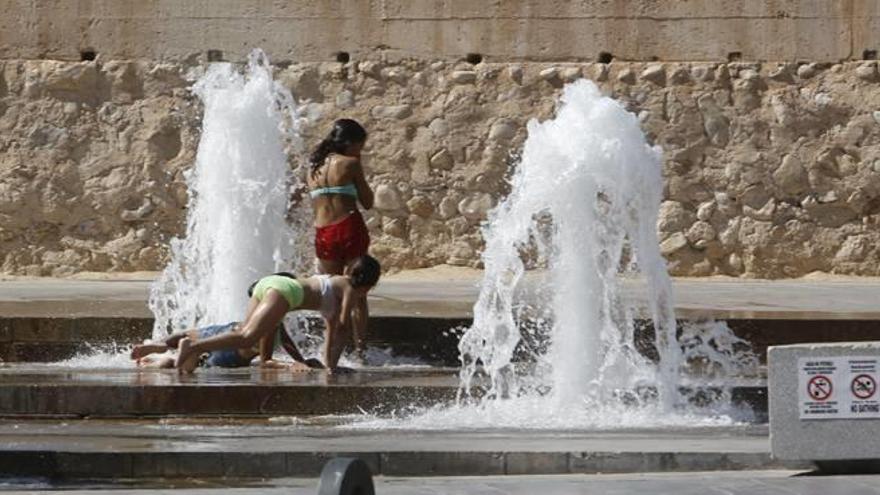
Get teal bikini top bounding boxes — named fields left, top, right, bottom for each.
left=310, top=183, right=358, bottom=199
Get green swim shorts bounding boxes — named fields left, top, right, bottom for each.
left=252, top=275, right=304, bottom=311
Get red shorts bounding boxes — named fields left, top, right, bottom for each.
left=315, top=211, right=370, bottom=262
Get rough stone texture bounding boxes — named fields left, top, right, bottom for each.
left=769, top=342, right=880, bottom=461
left=3, top=59, right=880, bottom=277
left=0, top=59, right=195, bottom=276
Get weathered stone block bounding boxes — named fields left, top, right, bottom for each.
left=373, top=184, right=403, bottom=211
left=406, top=195, right=434, bottom=218
left=370, top=104, right=412, bottom=119
left=429, top=148, right=454, bottom=170
left=450, top=71, right=477, bottom=84
left=856, top=63, right=878, bottom=81
left=538, top=67, right=558, bottom=81
left=641, top=64, right=666, bottom=85
left=617, top=68, right=636, bottom=84
left=457, top=193, right=493, bottom=221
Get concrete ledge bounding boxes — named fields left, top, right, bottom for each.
left=0, top=450, right=789, bottom=478
left=0, top=367, right=768, bottom=418
left=0, top=421, right=798, bottom=478
left=0, top=384, right=458, bottom=417
left=769, top=341, right=880, bottom=462
left=0, top=368, right=460, bottom=417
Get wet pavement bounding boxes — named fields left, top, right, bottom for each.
left=3, top=471, right=880, bottom=494
left=0, top=419, right=771, bottom=454
left=0, top=418, right=789, bottom=478
left=1, top=276, right=879, bottom=319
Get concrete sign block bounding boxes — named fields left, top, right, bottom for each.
left=769, top=341, right=880, bottom=462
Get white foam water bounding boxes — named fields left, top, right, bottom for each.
left=338, top=400, right=740, bottom=431
left=458, top=79, right=679, bottom=412
left=43, top=344, right=135, bottom=368
left=148, top=49, right=310, bottom=338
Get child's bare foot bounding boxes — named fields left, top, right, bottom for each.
left=137, top=356, right=175, bottom=369
left=288, top=362, right=311, bottom=372
left=259, top=359, right=289, bottom=369
left=175, top=338, right=199, bottom=374
left=130, top=343, right=167, bottom=360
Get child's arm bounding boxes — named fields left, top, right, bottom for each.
left=323, top=314, right=350, bottom=373
left=339, top=282, right=369, bottom=363
left=347, top=158, right=374, bottom=210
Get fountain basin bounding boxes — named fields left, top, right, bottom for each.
left=0, top=366, right=766, bottom=419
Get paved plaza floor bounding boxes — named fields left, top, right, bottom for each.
left=2, top=471, right=879, bottom=494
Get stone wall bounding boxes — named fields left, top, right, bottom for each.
left=2, top=0, right=880, bottom=63
left=2, top=57, right=880, bottom=277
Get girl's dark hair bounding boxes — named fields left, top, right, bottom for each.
left=309, top=118, right=368, bottom=174
left=348, top=255, right=381, bottom=288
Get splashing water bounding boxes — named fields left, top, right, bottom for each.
left=336, top=79, right=756, bottom=431
left=148, top=50, right=310, bottom=338
left=456, top=79, right=680, bottom=417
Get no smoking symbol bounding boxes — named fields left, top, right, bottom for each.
left=851, top=374, right=876, bottom=400
left=808, top=375, right=833, bottom=401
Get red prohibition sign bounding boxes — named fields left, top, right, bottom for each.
left=851, top=374, right=876, bottom=400
left=808, top=375, right=833, bottom=401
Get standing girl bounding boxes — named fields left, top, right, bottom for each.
left=307, top=119, right=374, bottom=357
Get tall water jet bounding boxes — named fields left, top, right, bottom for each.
left=340, top=80, right=754, bottom=431
left=459, top=79, right=682, bottom=417
left=149, top=50, right=308, bottom=339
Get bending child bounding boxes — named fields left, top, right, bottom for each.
left=174, top=255, right=381, bottom=374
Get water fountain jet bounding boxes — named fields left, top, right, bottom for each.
left=148, top=49, right=309, bottom=339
